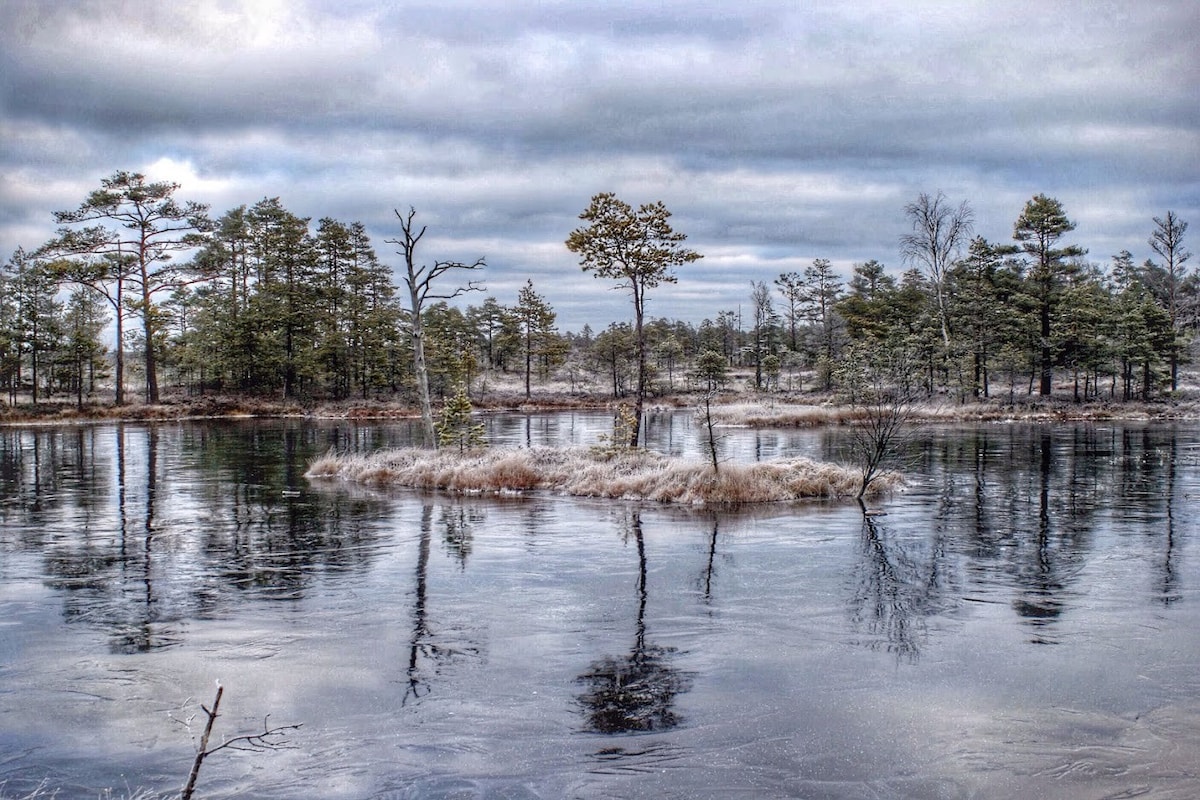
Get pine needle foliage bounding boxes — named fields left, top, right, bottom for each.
left=436, top=384, right=487, bottom=453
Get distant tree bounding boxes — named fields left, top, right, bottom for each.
left=1108, top=252, right=1173, bottom=399
left=511, top=279, right=562, bottom=399
left=345, top=222, right=402, bottom=398
left=749, top=281, right=779, bottom=390
left=837, top=260, right=896, bottom=344
left=589, top=322, right=637, bottom=398
left=312, top=218, right=398, bottom=399
left=467, top=297, right=514, bottom=372
left=654, top=335, right=685, bottom=391
left=774, top=271, right=805, bottom=350
left=422, top=302, right=480, bottom=400
left=945, top=237, right=1016, bottom=398
left=1145, top=211, right=1192, bottom=390
left=714, top=310, right=741, bottom=365
left=801, top=258, right=844, bottom=389
left=691, top=349, right=729, bottom=473
left=41, top=171, right=211, bottom=403
left=1012, top=194, right=1085, bottom=396
left=567, top=193, right=701, bottom=446
left=3, top=248, right=62, bottom=403
left=60, top=287, right=109, bottom=408
left=186, top=206, right=253, bottom=392
left=900, top=191, right=973, bottom=354
left=0, top=267, right=17, bottom=403
left=387, top=207, right=485, bottom=448
left=761, top=353, right=782, bottom=391
left=314, top=217, right=356, bottom=397
left=244, top=198, right=321, bottom=399
left=1056, top=264, right=1112, bottom=401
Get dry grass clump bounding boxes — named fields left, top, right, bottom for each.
left=710, top=401, right=969, bottom=428
left=306, top=446, right=893, bottom=504
left=710, top=403, right=859, bottom=428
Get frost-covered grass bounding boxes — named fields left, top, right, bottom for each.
left=708, top=401, right=975, bottom=428
left=306, top=445, right=898, bottom=503
left=0, top=783, right=163, bottom=800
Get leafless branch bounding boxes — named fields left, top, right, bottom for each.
left=179, top=683, right=300, bottom=800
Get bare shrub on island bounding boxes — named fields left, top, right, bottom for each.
left=835, top=341, right=921, bottom=502
left=691, top=349, right=729, bottom=474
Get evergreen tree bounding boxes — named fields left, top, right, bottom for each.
left=1056, top=264, right=1112, bottom=401
left=589, top=322, right=637, bottom=398
left=774, top=271, right=805, bottom=351
left=945, top=237, right=1022, bottom=398
left=1145, top=211, right=1193, bottom=390
left=1108, top=251, right=1173, bottom=399
left=837, top=260, right=897, bottom=344
left=567, top=193, right=701, bottom=446
left=315, top=217, right=356, bottom=398
left=345, top=222, right=401, bottom=399
left=3, top=249, right=63, bottom=403
left=245, top=198, right=321, bottom=399
left=41, top=171, right=211, bottom=403
left=749, top=281, right=779, bottom=390
left=1012, top=194, right=1086, bottom=396
left=801, top=258, right=844, bottom=389
left=511, top=279, right=563, bottom=398
left=58, top=287, right=109, bottom=408
left=436, top=384, right=487, bottom=453
left=422, top=302, right=479, bottom=400
left=467, top=297, right=515, bottom=373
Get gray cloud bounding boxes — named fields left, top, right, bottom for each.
left=2, top=0, right=1197, bottom=329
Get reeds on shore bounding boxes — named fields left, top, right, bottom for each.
left=306, top=446, right=899, bottom=504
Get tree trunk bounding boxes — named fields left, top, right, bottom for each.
left=114, top=276, right=126, bottom=405
left=141, top=251, right=159, bottom=404
left=1039, top=302, right=1053, bottom=396
left=632, top=287, right=646, bottom=448
left=411, top=319, right=436, bottom=448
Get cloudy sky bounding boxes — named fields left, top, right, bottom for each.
left=2, top=0, right=1197, bottom=331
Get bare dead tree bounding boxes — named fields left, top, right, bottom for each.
left=900, top=191, right=974, bottom=354
left=386, top=208, right=485, bottom=448
left=176, top=682, right=301, bottom=800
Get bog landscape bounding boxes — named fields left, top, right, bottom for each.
left=2, top=171, right=1199, bottom=799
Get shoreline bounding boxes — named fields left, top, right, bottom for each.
left=2, top=389, right=1198, bottom=427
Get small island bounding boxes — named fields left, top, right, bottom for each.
left=305, top=444, right=899, bottom=504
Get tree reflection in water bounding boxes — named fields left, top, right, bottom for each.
left=576, top=511, right=692, bottom=734
left=4, top=421, right=391, bottom=654
left=850, top=504, right=953, bottom=661
left=403, top=503, right=481, bottom=705
left=699, top=515, right=721, bottom=604
left=439, top=504, right=479, bottom=566
left=45, top=425, right=184, bottom=653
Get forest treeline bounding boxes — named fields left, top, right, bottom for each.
left=0, top=172, right=1193, bottom=411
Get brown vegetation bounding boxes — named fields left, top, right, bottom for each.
left=306, top=445, right=896, bottom=504
left=707, top=395, right=1200, bottom=427
left=4, top=381, right=1198, bottom=427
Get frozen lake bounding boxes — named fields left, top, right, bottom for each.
left=1, top=414, right=1198, bottom=799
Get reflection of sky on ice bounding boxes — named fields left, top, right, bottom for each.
left=0, top=418, right=1198, bottom=798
